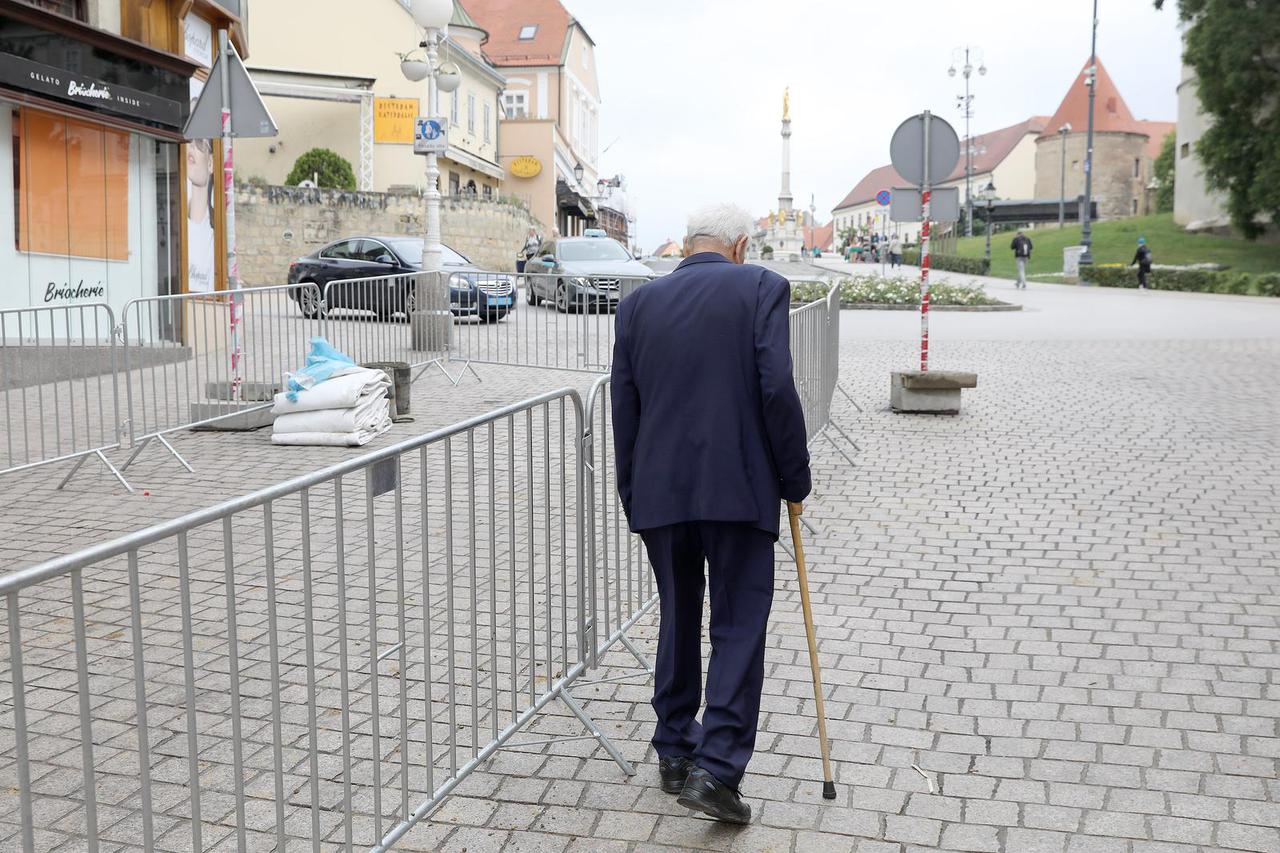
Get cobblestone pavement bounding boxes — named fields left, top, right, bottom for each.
left=2, top=284, right=1279, bottom=851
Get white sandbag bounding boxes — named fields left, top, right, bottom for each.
left=270, top=412, right=392, bottom=447
left=273, top=390, right=388, bottom=435
left=271, top=368, right=390, bottom=415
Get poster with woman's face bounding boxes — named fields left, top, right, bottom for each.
left=186, top=77, right=216, bottom=293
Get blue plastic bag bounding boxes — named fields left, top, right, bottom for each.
left=285, top=337, right=357, bottom=399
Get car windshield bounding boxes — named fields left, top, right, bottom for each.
left=557, top=239, right=631, bottom=262
left=384, top=238, right=469, bottom=267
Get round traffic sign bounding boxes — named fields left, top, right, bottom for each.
left=875, top=190, right=891, bottom=206
left=889, top=113, right=961, bottom=187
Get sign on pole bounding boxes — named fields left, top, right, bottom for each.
left=875, top=189, right=891, bottom=207
left=184, top=42, right=277, bottom=139
left=890, top=187, right=960, bottom=222
left=889, top=111, right=960, bottom=373
left=414, top=117, right=449, bottom=155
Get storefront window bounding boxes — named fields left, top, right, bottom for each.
left=19, top=0, right=86, bottom=21
left=14, top=109, right=130, bottom=260
left=2, top=105, right=181, bottom=313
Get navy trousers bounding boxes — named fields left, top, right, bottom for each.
left=640, top=521, right=775, bottom=791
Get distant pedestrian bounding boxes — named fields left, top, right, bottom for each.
left=1010, top=230, right=1033, bottom=289
left=1131, top=237, right=1153, bottom=290
left=889, top=235, right=903, bottom=268
left=517, top=226, right=541, bottom=273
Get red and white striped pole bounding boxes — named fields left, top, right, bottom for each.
left=919, top=190, right=931, bottom=372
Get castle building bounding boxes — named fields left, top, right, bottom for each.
left=1033, top=57, right=1173, bottom=220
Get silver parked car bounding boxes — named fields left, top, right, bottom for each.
left=525, top=233, right=653, bottom=312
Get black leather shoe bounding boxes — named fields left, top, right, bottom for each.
left=676, top=767, right=751, bottom=824
left=658, top=755, right=696, bottom=794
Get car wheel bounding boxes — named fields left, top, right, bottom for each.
left=555, top=281, right=571, bottom=313
left=526, top=284, right=540, bottom=306
left=402, top=288, right=417, bottom=322
left=297, top=282, right=325, bottom=319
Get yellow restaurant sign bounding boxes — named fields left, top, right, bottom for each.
left=373, top=98, right=419, bottom=143
left=509, top=155, right=542, bottom=178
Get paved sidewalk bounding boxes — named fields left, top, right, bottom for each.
left=2, top=283, right=1279, bottom=851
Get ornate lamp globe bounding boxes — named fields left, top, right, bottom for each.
left=409, top=0, right=453, bottom=30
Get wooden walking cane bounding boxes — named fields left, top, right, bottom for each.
left=787, top=501, right=837, bottom=799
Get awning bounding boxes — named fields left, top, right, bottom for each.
left=556, top=179, right=596, bottom=219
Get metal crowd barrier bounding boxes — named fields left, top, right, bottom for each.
left=582, top=375, right=658, bottom=674
left=319, top=271, right=466, bottom=384
left=0, top=303, right=130, bottom=490
left=448, top=270, right=652, bottom=374
left=119, top=283, right=324, bottom=473
left=0, top=388, right=640, bottom=852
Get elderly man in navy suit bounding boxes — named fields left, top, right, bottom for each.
left=611, top=203, right=811, bottom=824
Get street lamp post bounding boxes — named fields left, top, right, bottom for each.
left=949, top=46, right=987, bottom=239
left=982, top=181, right=996, bottom=263
left=1080, top=0, right=1099, bottom=265
left=402, top=0, right=460, bottom=272
left=1058, top=122, right=1072, bottom=229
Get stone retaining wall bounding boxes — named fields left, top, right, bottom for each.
left=234, top=184, right=544, bottom=285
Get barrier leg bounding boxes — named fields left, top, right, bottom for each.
left=821, top=427, right=858, bottom=467
left=618, top=634, right=655, bottom=675
left=836, top=382, right=863, bottom=412
left=119, top=436, right=153, bottom=471
left=155, top=435, right=195, bottom=473
left=558, top=686, right=636, bottom=776
left=54, top=455, right=88, bottom=490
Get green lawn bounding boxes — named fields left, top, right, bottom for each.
left=954, top=213, right=1280, bottom=279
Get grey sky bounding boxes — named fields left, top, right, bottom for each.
left=571, top=0, right=1184, bottom=251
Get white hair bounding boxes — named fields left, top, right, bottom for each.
left=686, top=203, right=757, bottom=247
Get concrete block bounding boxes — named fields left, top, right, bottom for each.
left=204, top=381, right=281, bottom=402
left=189, top=401, right=274, bottom=431
left=890, top=370, right=978, bottom=414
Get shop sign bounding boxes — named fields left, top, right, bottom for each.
left=374, top=97, right=419, bottom=143
left=43, top=280, right=107, bottom=304
left=183, top=15, right=214, bottom=68
left=0, top=52, right=182, bottom=127
left=510, top=155, right=542, bottom=178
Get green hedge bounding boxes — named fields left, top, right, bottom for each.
left=1080, top=264, right=1280, bottom=296
left=791, top=275, right=1000, bottom=307
left=900, top=250, right=990, bottom=276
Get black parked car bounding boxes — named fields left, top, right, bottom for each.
left=287, top=236, right=515, bottom=321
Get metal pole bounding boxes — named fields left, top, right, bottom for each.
left=423, top=29, right=443, bottom=273
left=964, top=49, right=973, bottom=238
left=920, top=111, right=932, bottom=373
left=1059, top=127, right=1068, bottom=228
left=1080, top=0, right=1099, bottom=264
left=984, top=199, right=993, bottom=262
left=218, top=29, right=243, bottom=401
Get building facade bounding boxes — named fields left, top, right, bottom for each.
left=468, top=0, right=601, bottom=237
left=1033, top=58, right=1172, bottom=221
left=0, top=0, right=245, bottom=316
left=1173, top=25, right=1229, bottom=232
left=235, top=0, right=505, bottom=200
left=832, top=117, right=1047, bottom=247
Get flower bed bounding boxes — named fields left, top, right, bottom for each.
left=792, top=275, right=1003, bottom=308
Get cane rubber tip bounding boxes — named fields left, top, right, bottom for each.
left=822, top=781, right=837, bottom=799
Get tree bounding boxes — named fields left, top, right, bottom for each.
left=285, top=148, right=357, bottom=191
left=1153, top=130, right=1176, bottom=213
left=1156, top=0, right=1279, bottom=237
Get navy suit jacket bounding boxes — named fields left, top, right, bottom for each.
left=610, top=253, right=812, bottom=539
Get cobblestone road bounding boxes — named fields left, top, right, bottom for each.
left=2, top=279, right=1278, bottom=852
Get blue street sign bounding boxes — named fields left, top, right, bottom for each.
left=876, top=189, right=891, bottom=206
